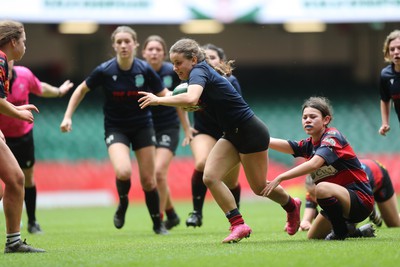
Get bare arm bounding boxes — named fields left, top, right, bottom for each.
left=269, top=137, right=294, bottom=154
left=0, top=98, right=38, bottom=123
left=40, top=80, right=74, bottom=98
left=138, top=84, right=203, bottom=109
left=379, top=100, right=391, bottom=136
left=262, top=155, right=325, bottom=196
left=60, top=81, right=90, bottom=132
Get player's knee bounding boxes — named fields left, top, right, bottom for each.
left=115, top=168, right=131, bottom=180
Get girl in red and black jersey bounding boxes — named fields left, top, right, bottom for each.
left=262, top=96, right=374, bottom=240
left=0, top=19, right=43, bottom=253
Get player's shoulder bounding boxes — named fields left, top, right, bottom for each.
left=380, top=64, right=394, bottom=77
left=14, top=65, right=34, bottom=77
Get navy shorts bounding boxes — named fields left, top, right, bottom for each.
left=374, top=166, right=395, bottom=202
left=155, top=125, right=180, bottom=154
left=5, top=129, right=35, bottom=168
left=104, top=126, right=156, bottom=151
left=347, top=189, right=373, bottom=223
left=221, top=115, right=270, bottom=154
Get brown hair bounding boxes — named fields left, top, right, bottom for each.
left=0, top=20, right=24, bottom=48
left=302, top=96, right=333, bottom=125
left=111, top=26, right=138, bottom=44
left=170, top=38, right=233, bottom=76
left=382, top=29, right=400, bottom=63
left=142, top=35, right=168, bottom=60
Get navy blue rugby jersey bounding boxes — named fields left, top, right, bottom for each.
left=189, top=61, right=253, bottom=131
left=152, top=62, right=180, bottom=130
left=288, top=127, right=373, bottom=208
left=380, top=64, right=400, bottom=123
left=193, top=73, right=243, bottom=138
left=85, top=58, right=164, bottom=130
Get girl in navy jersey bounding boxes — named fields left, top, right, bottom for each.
left=0, top=19, right=44, bottom=253
left=379, top=29, right=400, bottom=136
left=185, top=43, right=242, bottom=228
left=262, top=96, right=374, bottom=240
left=60, top=26, right=171, bottom=235
left=138, top=38, right=301, bottom=243
left=142, top=35, right=184, bottom=230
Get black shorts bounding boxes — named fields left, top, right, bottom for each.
left=221, top=115, right=270, bottom=154
left=320, top=189, right=372, bottom=224
left=374, top=166, right=395, bottom=202
left=104, top=126, right=156, bottom=151
left=155, top=125, right=180, bottom=154
left=5, top=130, right=35, bottom=168
left=347, top=189, right=373, bottom=223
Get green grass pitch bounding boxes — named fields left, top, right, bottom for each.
left=1, top=198, right=400, bottom=267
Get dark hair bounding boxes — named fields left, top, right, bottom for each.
left=142, top=35, right=168, bottom=60
left=202, top=43, right=226, bottom=61
left=0, top=20, right=24, bottom=48
left=302, top=96, right=333, bottom=125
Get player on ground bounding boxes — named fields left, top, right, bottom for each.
left=262, top=96, right=374, bottom=240
left=138, top=38, right=302, bottom=243
left=299, top=158, right=400, bottom=238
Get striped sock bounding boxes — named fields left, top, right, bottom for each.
left=6, top=232, right=21, bottom=247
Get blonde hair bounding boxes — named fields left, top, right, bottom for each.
left=0, top=20, right=24, bottom=48
left=382, top=30, right=400, bottom=63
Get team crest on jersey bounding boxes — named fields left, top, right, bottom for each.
left=323, top=137, right=336, bottom=146
left=326, top=130, right=337, bottom=135
left=135, top=74, right=144, bottom=87
left=112, top=75, right=117, bottom=81
left=163, top=75, right=173, bottom=88
left=390, top=78, right=394, bottom=84
left=311, top=165, right=338, bottom=182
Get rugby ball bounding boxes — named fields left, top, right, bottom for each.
left=172, top=82, right=188, bottom=95
left=171, top=82, right=202, bottom=111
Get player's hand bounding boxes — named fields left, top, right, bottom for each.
left=299, top=220, right=311, bottom=231
left=379, top=124, right=390, bottom=136
left=138, top=91, right=158, bottom=109
left=60, top=118, right=72, bottom=132
left=16, top=104, right=39, bottom=114
left=182, top=127, right=197, bottom=146
left=261, top=178, right=282, bottom=197
left=59, top=80, right=74, bottom=97
left=16, top=104, right=39, bottom=123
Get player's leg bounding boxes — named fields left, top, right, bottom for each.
left=108, top=142, right=132, bottom=229
left=307, top=213, right=332, bottom=239
left=222, top=164, right=241, bottom=209
left=315, top=182, right=352, bottom=239
left=186, top=134, right=216, bottom=227
left=203, top=139, right=251, bottom=243
left=22, top=167, right=42, bottom=234
left=377, top=194, right=400, bottom=227
left=155, top=147, right=179, bottom=229
left=0, top=139, right=45, bottom=253
left=136, top=145, right=167, bottom=234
